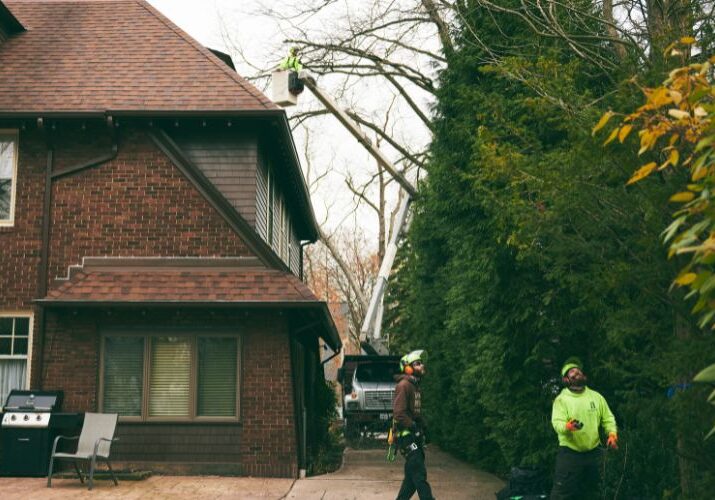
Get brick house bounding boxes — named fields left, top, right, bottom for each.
left=0, top=0, right=340, bottom=477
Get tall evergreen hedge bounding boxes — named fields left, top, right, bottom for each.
left=386, top=3, right=715, bottom=496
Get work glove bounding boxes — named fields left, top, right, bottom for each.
left=565, top=419, right=583, bottom=432
left=607, top=432, right=618, bottom=449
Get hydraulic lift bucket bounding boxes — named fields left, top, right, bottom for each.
left=272, top=70, right=298, bottom=107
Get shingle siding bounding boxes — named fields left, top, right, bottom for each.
left=169, top=128, right=259, bottom=227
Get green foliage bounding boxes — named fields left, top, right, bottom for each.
left=385, top=2, right=715, bottom=496
left=597, top=43, right=715, bottom=331
left=694, top=363, right=715, bottom=439
left=308, top=379, right=344, bottom=476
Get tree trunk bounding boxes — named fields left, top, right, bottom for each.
left=603, top=0, right=627, bottom=60
left=646, top=0, right=693, bottom=65
left=674, top=313, right=694, bottom=497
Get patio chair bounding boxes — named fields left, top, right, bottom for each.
left=47, top=412, right=119, bottom=490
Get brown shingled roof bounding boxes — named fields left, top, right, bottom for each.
left=0, top=0, right=278, bottom=113
left=45, top=269, right=320, bottom=303
left=38, top=261, right=342, bottom=349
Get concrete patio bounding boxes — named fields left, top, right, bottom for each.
left=0, top=446, right=503, bottom=499
left=0, top=475, right=295, bottom=499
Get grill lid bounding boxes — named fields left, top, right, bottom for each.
left=3, top=390, right=63, bottom=412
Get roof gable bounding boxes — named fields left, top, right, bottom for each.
left=0, top=0, right=277, bottom=113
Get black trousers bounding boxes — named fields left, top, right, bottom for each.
left=396, top=448, right=435, bottom=500
left=550, top=446, right=602, bottom=500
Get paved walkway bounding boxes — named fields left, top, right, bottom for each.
left=0, top=476, right=295, bottom=499
left=0, top=446, right=503, bottom=499
left=286, top=446, right=504, bottom=499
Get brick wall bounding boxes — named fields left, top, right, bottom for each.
left=0, top=122, right=302, bottom=476
left=48, top=124, right=253, bottom=284
left=0, top=128, right=46, bottom=311
left=0, top=122, right=257, bottom=388
left=42, top=308, right=298, bottom=477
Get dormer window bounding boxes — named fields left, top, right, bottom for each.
left=0, top=131, right=18, bottom=226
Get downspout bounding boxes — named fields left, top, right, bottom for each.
left=34, top=138, right=53, bottom=390
left=35, top=121, right=118, bottom=389
left=321, top=346, right=341, bottom=366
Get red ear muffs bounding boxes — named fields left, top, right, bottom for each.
left=404, top=365, right=414, bottom=375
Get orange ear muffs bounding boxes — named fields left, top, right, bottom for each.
left=404, top=365, right=414, bottom=375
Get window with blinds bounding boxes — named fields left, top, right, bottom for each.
left=198, top=338, right=237, bottom=417
left=103, top=337, right=143, bottom=416
left=149, top=337, right=191, bottom=417
left=101, top=334, right=240, bottom=421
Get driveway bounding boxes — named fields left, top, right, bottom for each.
left=0, top=446, right=503, bottom=499
left=286, top=445, right=504, bottom=499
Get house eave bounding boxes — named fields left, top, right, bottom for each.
left=35, top=299, right=342, bottom=350
left=0, top=109, right=321, bottom=242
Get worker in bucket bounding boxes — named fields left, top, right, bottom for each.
left=393, top=349, right=435, bottom=500
left=550, top=358, right=618, bottom=499
left=279, top=46, right=304, bottom=95
left=279, top=46, right=303, bottom=72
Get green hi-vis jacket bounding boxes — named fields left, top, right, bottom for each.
left=279, top=56, right=302, bottom=72
left=551, top=386, right=617, bottom=452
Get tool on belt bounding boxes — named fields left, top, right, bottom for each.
left=386, top=425, right=397, bottom=462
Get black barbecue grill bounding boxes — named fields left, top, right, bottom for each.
left=0, top=390, right=83, bottom=477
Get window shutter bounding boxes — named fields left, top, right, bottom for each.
left=197, top=338, right=237, bottom=417
left=149, top=337, right=191, bottom=417
left=103, top=337, right=144, bottom=416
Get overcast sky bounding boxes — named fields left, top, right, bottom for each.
left=146, top=1, right=430, bottom=245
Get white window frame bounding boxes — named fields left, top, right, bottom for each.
left=0, top=312, right=34, bottom=389
left=0, top=130, right=19, bottom=227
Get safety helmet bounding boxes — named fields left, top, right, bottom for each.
left=400, top=350, right=426, bottom=373
left=561, top=357, right=583, bottom=377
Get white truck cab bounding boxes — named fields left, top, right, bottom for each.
left=340, top=355, right=401, bottom=439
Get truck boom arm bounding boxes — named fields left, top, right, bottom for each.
left=299, top=71, right=418, bottom=198
left=296, top=71, right=419, bottom=351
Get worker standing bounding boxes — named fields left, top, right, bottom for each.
left=550, top=358, right=618, bottom=499
left=393, top=350, right=435, bottom=500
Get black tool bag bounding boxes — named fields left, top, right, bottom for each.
left=495, top=466, right=548, bottom=500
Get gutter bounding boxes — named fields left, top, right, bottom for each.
left=321, top=346, right=342, bottom=366
left=0, top=110, right=286, bottom=120
left=0, top=111, right=321, bottom=241
left=34, top=299, right=342, bottom=352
